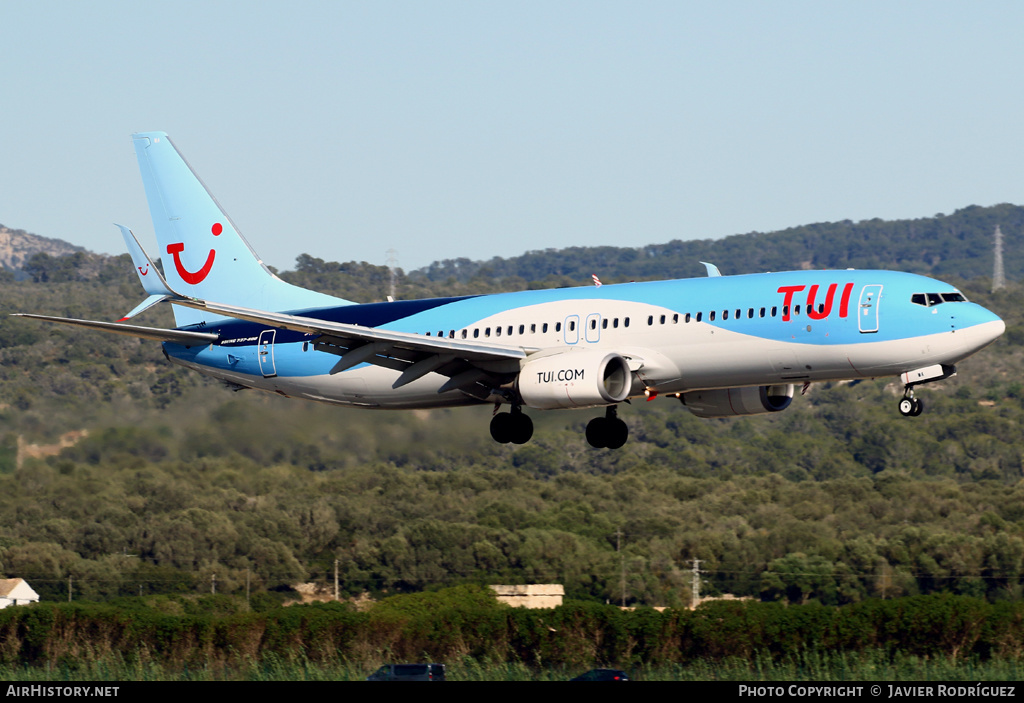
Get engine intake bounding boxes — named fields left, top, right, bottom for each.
left=519, top=350, right=632, bottom=409
left=680, top=384, right=795, bottom=418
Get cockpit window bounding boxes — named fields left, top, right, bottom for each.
left=911, top=292, right=969, bottom=307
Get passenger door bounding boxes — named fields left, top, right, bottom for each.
left=858, top=285, right=882, bottom=333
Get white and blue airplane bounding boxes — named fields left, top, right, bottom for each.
left=17, top=132, right=1006, bottom=448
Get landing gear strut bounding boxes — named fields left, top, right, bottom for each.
left=586, top=405, right=629, bottom=449
left=490, top=405, right=534, bottom=444
left=898, top=389, right=924, bottom=417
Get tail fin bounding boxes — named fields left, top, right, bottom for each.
left=131, top=132, right=349, bottom=327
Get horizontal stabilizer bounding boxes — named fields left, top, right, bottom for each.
left=118, top=294, right=171, bottom=322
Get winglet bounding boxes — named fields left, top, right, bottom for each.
left=700, top=262, right=722, bottom=277
left=116, top=224, right=174, bottom=320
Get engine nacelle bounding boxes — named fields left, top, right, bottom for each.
left=519, top=350, right=632, bottom=410
left=680, top=384, right=795, bottom=418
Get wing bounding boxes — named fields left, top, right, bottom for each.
left=11, top=314, right=219, bottom=346
left=172, top=297, right=528, bottom=397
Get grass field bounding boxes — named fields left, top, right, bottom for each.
left=3, top=650, right=1023, bottom=681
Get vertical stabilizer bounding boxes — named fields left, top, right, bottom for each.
left=131, top=132, right=349, bottom=327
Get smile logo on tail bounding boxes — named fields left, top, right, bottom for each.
left=166, top=223, right=222, bottom=284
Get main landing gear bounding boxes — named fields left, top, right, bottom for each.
left=898, top=389, right=924, bottom=417
left=490, top=405, right=534, bottom=444
left=586, top=405, right=629, bottom=449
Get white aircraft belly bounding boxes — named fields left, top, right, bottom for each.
left=169, top=356, right=483, bottom=409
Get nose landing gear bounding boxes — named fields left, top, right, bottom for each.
left=899, top=390, right=924, bottom=417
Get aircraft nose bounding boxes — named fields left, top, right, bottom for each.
left=972, top=306, right=1005, bottom=346
left=989, top=317, right=1006, bottom=343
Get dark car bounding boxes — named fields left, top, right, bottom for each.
left=570, top=668, right=630, bottom=681
left=366, top=663, right=446, bottom=681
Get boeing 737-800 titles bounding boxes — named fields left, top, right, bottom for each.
left=16, top=133, right=1006, bottom=449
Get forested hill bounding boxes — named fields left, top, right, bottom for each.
left=0, top=225, right=84, bottom=277
left=6, top=204, right=1022, bottom=296
left=2, top=205, right=1024, bottom=608
left=414, top=203, right=1024, bottom=286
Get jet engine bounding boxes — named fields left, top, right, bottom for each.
left=680, top=384, right=795, bottom=418
left=518, top=350, right=632, bottom=410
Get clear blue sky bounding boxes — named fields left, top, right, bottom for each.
left=3, top=1, right=1023, bottom=272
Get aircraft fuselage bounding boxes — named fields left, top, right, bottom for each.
left=164, top=269, right=1004, bottom=410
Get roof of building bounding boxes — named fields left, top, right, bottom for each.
left=0, top=578, right=39, bottom=600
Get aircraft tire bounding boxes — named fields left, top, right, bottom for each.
left=899, top=398, right=914, bottom=416
left=511, top=413, right=534, bottom=444
left=490, top=412, right=514, bottom=443
left=586, top=417, right=609, bottom=448
left=606, top=418, right=629, bottom=449
left=910, top=398, right=924, bottom=416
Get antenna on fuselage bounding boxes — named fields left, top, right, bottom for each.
left=386, top=248, right=399, bottom=301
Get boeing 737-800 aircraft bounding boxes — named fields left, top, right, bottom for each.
left=16, top=133, right=1006, bottom=449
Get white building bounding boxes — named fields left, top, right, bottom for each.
left=0, top=579, right=40, bottom=608
left=490, top=584, right=564, bottom=608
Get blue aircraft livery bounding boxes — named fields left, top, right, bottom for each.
left=15, top=133, right=1006, bottom=449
